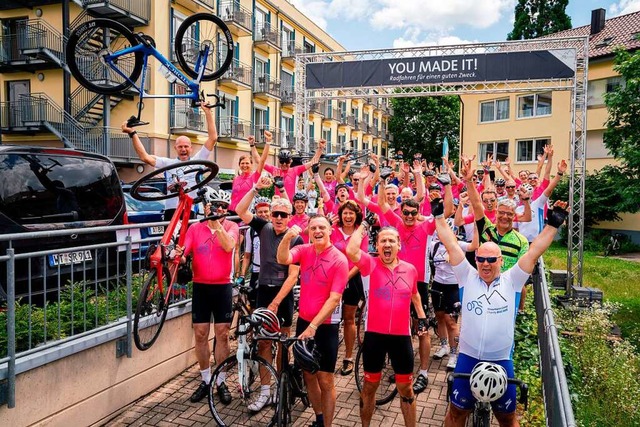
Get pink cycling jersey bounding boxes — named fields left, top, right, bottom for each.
left=384, top=210, right=435, bottom=282
left=265, top=164, right=307, bottom=201
left=331, top=226, right=369, bottom=270
left=229, top=171, right=260, bottom=211
left=289, top=213, right=310, bottom=243
left=290, top=244, right=349, bottom=324
left=356, top=252, right=418, bottom=335
left=183, top=220, right=239, bottom=284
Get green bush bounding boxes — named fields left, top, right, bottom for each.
left=558, top=303, right=640, bottom=427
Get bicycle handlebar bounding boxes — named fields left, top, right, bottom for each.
left=446, top=372, right=529, bottom=411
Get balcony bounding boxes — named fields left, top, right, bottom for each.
left=217, top=116, right=251, bottom=142
left=371, top=126, right=379, bottom=138
left=170, top=105, right=207, bottom=135
left=218, top=58, right=252, bottom=90
left=219, top=1, right=252, bottom=37
left=282, top=40, right=303, bottom=65
left=0, top=19, right=65, bottom=72
left=253, top=74, right=281, bottom=100
left=280, top=130, right=295, bottom=149
left=309, top=100, right=325, bottom=116
left=323, top=107, right=340, bottom=123
left=253, top=125, right=281, bottom=147
left=254, top=25, right=281, bottom=53
left=0, top=0, right=58, bottom=10
left=364, top=97, right=375, bottom=107
left=80, top=0, right=151, bottom=27
left=280, top=86, right=295, bottom=106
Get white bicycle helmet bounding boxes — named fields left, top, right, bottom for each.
left=251, top=196, right=271, bottom=213
left=250, top=308, right=281, bottom=338
left=469, top=362, right=508, bottom=403
left=202, top=187, right=231, bottom=205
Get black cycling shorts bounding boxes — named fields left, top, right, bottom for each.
left=410, top=281, right=429, bottom=318
left=192, top=283, right=233, bottom=324
left=431, top=281, right=460, bottom=314
left=296, top=317, right=340, bottom=373
left=256, top=285, right=294, bottom=327
left=362, top=331, right=414, bottom=375
left=342, top=273, right=364, bottom=306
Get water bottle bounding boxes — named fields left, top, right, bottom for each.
left=158, top=64, right=177, bottom=83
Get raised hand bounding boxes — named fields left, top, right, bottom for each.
left=247, top=135, right=256, bottom=145
left=263, top=130, right=272, bottom=143
left=547, top=200, right=570, bottom=228
left=256, top=175, right=273, bottom=190
left=557, top=159, right=568, bottom=174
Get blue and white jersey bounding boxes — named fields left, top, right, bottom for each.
left=516, top=194, right=548, bottom=242
left=452, top=260, right=529, bottom=361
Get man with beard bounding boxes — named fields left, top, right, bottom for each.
left=277, top=216, right=349, bottom=427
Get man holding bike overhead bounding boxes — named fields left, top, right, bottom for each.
left=277, top=216, right=349, bottom=427
left=346, top=221, right=428, bottom=427
left=175, top=189, right=239, bottom=404
left=235, top=175, right=304, bottom=412
left=122, top=103, right=218, bottom=220
left=431, top=162, right=569, bottom=426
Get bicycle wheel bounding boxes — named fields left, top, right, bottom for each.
left=133, top=267, right=170, bottom=351
left=175, top=13, right=234, bottom=81
left=209, top=355, right=279, bottom=427
left=604, top=243, right=612, bottom=256
left=130, top=160, right=219, bottom=201
left=275, top=371, right=291, bottom=427
left=354, top=346, right=398, bottom=406
left=67, top=18, right=143, bottom=95
left=471, top=405, right=492, bottom=427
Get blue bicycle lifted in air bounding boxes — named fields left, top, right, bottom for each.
left=66, top=13, right=234, bottom=126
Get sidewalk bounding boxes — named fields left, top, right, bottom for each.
left=102, top=335, right=452, bottom=426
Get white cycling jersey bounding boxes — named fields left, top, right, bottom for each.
left=154, top=146, right=212, bottom=210
left=516, top=194, right=548, bottom=242
left=452, top=259, right=529, bottom=361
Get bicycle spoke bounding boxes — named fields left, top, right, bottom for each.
left=133, top=268, right=170, bottom=350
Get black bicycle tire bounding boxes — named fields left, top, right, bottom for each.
left=133, top=267, right=170, bottom=351
left=605, top=243, right=612, bottom=256
left=208, top=355, right=279, bottom=427
left=130, top=160, right=219, bottom=201
left=275, top=370, right=291, bottom=427
left=66, top=18, right=143, bottom=95
left=472, top=405, right=492, bottom=427
left=175, top=13, right=234, bottom=81
left=354, top=346, right=398, bottom=405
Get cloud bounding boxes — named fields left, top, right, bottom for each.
left=392, top=35, right=478, bottom=49
left=609, top=0, right=640, bottom=16
left=289, top=0, right=371, bottom=30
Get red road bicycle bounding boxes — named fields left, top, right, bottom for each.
left=130, top=160, right=218, bottom=350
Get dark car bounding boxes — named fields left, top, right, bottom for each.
left=0, top=146, right=126, bottom=303
left=123, top=188, right=166, bottom=262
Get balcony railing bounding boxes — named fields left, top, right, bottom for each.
left=80, top=0, right=151, bottom=25
left=253, top=74, right=281, bottom=98
left=219, top=58, right=252, bottom=87
left=280, top=86, right=295, bottom=104
left=254, top=25, right=281, bottom=50
left=219, top=1, right=253, bottom=34
left=282, top=40, right=303, bottom=59
left=170, top=105, right=206, bottom=132
left=253, top=125, right=280, bottom=146
left=0, top=19, right=65, bottom=67
left=217, top=116, right=251, bottom=140
left=309, top=100, right=325, bottom=115
left=280, top=130, right=295, bottom=148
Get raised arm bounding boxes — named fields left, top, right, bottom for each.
left=255, top=133, right=271, bottom=175
left=542, top=144, right=554, bottom=181
left=314, top=170, right=331, bottom=203
left=276, top=225, right=301, bottom=265
left=413, top=160, right=425, bottom=202
left=236, top=176, right=272, bottom=224
left=303, top=139, right=326, bottom=170
left=461, top=155, right=484, bottom=221
left=346, top=223, right=368, bottom=264
left=202, top=104, right=218, bottom=150
left=544, top=159, right=567, bottom=197
left=432, top=199, right=466, bottom=266
left=518, top=201, right=568, bottom=273
left=122, top=121, right=156, bottom=166
left=535, top=149, right=548, bottom=178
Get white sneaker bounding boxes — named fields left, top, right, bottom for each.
left=248, top=393, right=270, bottom=412
left=446, top=353, right=458, bottom=370
left=433, top=345, right=450, bottom=360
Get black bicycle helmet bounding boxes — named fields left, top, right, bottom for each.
left=495, top=178, right=506, bottom=186
left=293, top=339, right=320, bottom=373
left=293, top=192, right=309, bottom=202
left=278, top=150, right=292, bottom=163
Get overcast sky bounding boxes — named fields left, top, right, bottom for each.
left=289, top=0, right=640, bottom=50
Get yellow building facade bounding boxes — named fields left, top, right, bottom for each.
left=0, top=0, right=391, bottom=182
left=459, top=9, right=640, bottom=240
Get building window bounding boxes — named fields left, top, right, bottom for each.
left=516, top=138, right=550, bottom=162
left=479, top=98, right=509, bottom=122
left=478, top=141, right=509, bottom=163
left=303, top=40, right=315, bottom=53
left=517, top=92, right=552, bottom=118
left=588, top=76, right=624, bottom=106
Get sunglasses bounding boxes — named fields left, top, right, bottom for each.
left=279, top=160, right=291, bottom=164
left=506, top=185, right=516, bottom=189
left=210, top=202, right=229, bottom=209
left=476, top=256, right=501, bottom=264
left=402, top=210, right=419, bottom=217
left=271, top=211, right=289, bottom=218
left=483, top=199, right=496, bottom=204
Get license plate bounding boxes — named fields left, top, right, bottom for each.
left=150, top=226, right=165, bottom=235
left=49, top=250, right=93, bottom=267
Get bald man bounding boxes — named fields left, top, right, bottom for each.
left=122, top=104, right=218, bottom=220
left=431, top=197, right=569, bottom=427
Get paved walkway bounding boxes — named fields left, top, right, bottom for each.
left=102, top=334, right=452, bottom=426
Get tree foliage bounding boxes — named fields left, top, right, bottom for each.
left=604, top=48, right=640, bottom=179
left=552, top=165, right=640, bottom=228
left=387, top=95, right=460, bottom=163
left=507, top=0, right=572, bottom=40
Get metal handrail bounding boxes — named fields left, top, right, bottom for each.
left=253, top=73, right=281, bottom=97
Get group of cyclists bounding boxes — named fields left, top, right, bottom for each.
left=123, top=109, right=569, bottom=427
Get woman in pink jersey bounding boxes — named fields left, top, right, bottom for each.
left=229, top=133, right=270, bottom=212
left=277, top=216, right=349, bottom=427
left=330, top=200, right=369, bottom=376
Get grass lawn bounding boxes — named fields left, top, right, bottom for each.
left=544, top=242, right=640, bottom=349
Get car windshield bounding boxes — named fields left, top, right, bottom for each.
left=124, top=193, right=165, bottom=213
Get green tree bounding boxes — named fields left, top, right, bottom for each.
left=604, top=47, right=640, bottom=181
left=507, top=0, right=572, bottom=40
left=388, top=96, right=460, bottom=164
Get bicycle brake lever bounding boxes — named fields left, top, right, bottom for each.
left=127, top=115, right=149, bottom=128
